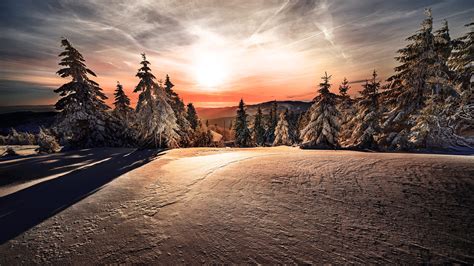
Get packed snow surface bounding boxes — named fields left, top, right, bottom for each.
left=0, top=147, right=473, bottom=264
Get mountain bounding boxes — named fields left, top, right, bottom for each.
left=0, top=105, right=56, bottom=114
left=196, top=100, right=312, bottom=120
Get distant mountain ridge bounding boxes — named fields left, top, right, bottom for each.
left=196, top=100, right=312, bottom=120
left=0, top=105, right=56, bottom=114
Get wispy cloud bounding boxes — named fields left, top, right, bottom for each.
left=0, top=0, right=472, bottom=106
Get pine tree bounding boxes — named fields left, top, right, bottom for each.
left=134, top=53, right=179, bottom=148
left=432, top=20, right=455, bottom=96
left=339, top=77, right=350, bottom=98
left=54, top=38, right=113, bottom=147
left=381, top=9, right=441, bottom=149
left=234, top=99, right=252, bottom=147
left=253, top=106, right=266, bottom=146
left=186, top=103, right=199, bottom=131
left=273, top=109, right=292, bottom=146
left=287, top=110, right=300, bottom=144
left=449, top=20, right=473, bottom=92
left=345, top=70, right=381, bottom=149
left=337, top=77, right=355, bottom=142
left=113, top=81, right=133, bottom=119
left=300, top=72, right=340, bottom=148
left=164, top=74, right=192, bottom=146
left=449, top=20, right=473, bottom=135
left=265, top=101, right=278, bottom=144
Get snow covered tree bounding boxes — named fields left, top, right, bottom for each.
left=337, top=77, right=355, bottom=142
left=339, top=77, right=350, bottom=98
left=164, top=74, right=192, bottom=147
left=381, top=9, right=444, bottom=149
left=344, top=71, right=381, bottom=149
left=234, top=99, right=252, bottom=147
left=300, top=72, right=340, bottom=148
left=186, top=103, right=199, bottom=131
left=287, top=110, right=300, bottom=144
left=252, top=106, right=266, bottom=146
left=134, top=53, right=179, bottom=148
left=54, top=38, right=114, bottom=147
left=273, top=109, right=292, bottom=146
left=113, top=81, right=133, bottom=120
left=448, top=20, right=473, bottom=135
left=449, top=20, right=473, bottom=93
left=432, top=20, right=456, bottom=97
left=194, top=122, right=213, bottom=147
left=265, top=101, right=278, bottom=144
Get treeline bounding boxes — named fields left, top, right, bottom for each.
left=234, top=10, right=473, bottom=151
left=16, top=38, right=216, bottom=152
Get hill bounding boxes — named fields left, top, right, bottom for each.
left=196, top=100, right=312, bottom=120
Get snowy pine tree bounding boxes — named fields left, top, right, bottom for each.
left=300, top=72, right=340, bottom=148
left=337, top=77, right=356, bottom=142
left=113, top=81, right=133, bottom=120
left=344, top=71, right=381, bottom=149
left=449, top=20, right=473, bottom=93
left=449, top=21, right=473, bottom=135
left=273, top=109, right=292, bottom=146
left=186, top=103, right=199, bottom=131
left=253, top=106, right=266, bottom=146
left=234, top=99, right=251, bottom=147
left=164, top=74, right=193, bottom=147
left=339, top=77, right=350, bottom=98
left=265, top=101, right=278, bottom=144
left=134, top=53, right=179, bottom=148
left=54, top=38, right=114, bottom=147
left=381, top=9, right=442, bottom=149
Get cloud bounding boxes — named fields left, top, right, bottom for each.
left=0, top=0, right=473, bottom=106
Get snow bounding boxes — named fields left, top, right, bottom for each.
left=0, top=147, right=473, bottom=264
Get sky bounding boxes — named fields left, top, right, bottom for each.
left=0, top=0, right=472, bottom=108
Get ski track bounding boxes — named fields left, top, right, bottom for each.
left=0, top=147, right=473, bottom=264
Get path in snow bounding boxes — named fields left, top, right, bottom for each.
left=0, top=147, right=473, bottom=264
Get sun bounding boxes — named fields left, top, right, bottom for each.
left=193, top=53, right=229, bottom=89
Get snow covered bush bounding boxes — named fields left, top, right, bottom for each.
left=5, top=128, right=36, bottom=145
left=36, top=128, right=60, bottom=154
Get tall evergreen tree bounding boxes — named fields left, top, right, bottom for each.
left=382, top=9, right=442, bottom=149
left=449, top=20, right=473, bottom=92
left=113, top=81, right=133, bottom=120
left=186, top=103, right=199, bottom=131
left=432, top=20, right=455, bottom=96
left=253, top=106, right=266, bottom=146
left=134, top=53, right=179, bottom=148
left=339, top=77, right=350, bottom=98
left=265, top=101, right=278, bottom=144
left=164, top=74, right=192, bottom=146
left=234, top=99, right=252, bottom=147
left=273, top=109, right=292, bottom=146
left=300, top=72, right=340, bottom=148
left=345, top=70, right=381, bottom=149
left=449, top=20, right=473, bottom=135
left=54, top=38, right=112, bottom=147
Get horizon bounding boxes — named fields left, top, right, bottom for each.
left=0, top=0, right=473, bottom=108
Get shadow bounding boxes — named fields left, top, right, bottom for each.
left=0, top=148, right=163, bottom=244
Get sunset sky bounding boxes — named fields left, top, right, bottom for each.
left=0, top=0, right=472, bottom=108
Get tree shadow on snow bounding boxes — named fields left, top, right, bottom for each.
left=0, top=148, right=163, bottom=244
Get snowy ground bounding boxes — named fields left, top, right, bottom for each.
left=0, top=147, right=473, bottom=264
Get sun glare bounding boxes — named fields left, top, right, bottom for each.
left=193, top=53, right=229, bottom=89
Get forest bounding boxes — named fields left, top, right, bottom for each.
left=1, top=9, right=472, bottom=153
